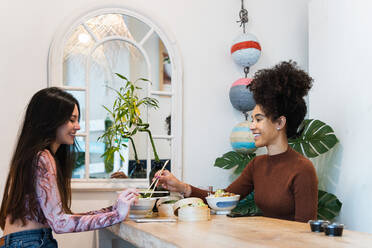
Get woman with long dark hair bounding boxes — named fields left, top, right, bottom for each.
left=0, top=87, right=138, bottom=247
left=155, top=61, right=318, bottom=222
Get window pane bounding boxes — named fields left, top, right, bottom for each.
left=150, top=138, right=171, bottom=164
left=88, top=137, right=130, bottom=179
left=143, top=36, right=172, bottom=93
left=148, top=95, right=171, bottom=136
left=157, top=39, right=172, bottom=92
left=84, top=14, right=150, bottom=42
left=122, top=15, right=151, bottom=42
left=63, top=25, right=94, bottom=87
left=148, top=138, right=172, bottom=187
left=73, top=136, right=86, bottom=178
left=128, top=132, right=148, bottom=178
left=66, top=90, right=85, bottom=127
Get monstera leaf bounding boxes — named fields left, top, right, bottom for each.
left=288, top=119, right=339, bottom=158
left=214, top=151, right=256, bottom=175
left=317, top=190, right=342, bottom=220
left=231, top=190, right=341, bottom=221
left=231, top=192, right=263, bottom=216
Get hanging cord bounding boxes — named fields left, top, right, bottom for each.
left=237, top=0, right=249, bottom=33
left=244, top=67, right=250, bottom=78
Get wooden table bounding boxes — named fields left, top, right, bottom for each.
left=108, top=216, right=372, bottom=248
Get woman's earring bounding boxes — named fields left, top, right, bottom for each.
left=276, top=127, right=280, bottom=130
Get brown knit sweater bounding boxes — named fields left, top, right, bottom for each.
left=190, top=147, right=318, bottom=222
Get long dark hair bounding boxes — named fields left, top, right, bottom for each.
left=0, top=87, right=80, bottom=229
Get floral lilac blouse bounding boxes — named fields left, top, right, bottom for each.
left=31, top=150, right=124, bottom=233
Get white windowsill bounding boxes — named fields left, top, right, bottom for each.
left=71, top=179, right=149, bottom=192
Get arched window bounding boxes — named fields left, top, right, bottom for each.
left=48, top=7, right=183, bottom=190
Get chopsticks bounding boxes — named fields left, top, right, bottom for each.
left=146, top=160, right=169, bottom=198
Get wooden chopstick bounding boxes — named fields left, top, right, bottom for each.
left=146, top=175, right=158, bottom=192
left=148, top=160, right=169, bottom=198
left=146, top=160, right=169, bottom=192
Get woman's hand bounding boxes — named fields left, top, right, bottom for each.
left=115, top=188, right=139, bottom=219
left=154, top=170, right=191, bottom=197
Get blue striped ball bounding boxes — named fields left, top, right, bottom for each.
left=230, top=121, right=257, bottom=154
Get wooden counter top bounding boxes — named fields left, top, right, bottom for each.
left=108, top=215, right=372, bottom=248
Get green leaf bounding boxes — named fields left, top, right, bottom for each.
left=102, top=105, right=113, bottom=115
left=139, top=77, right=149, bottom=81
left=214, top=151, right=255, bottom=175
left=317, top=190, right=342, bottom=221
left=136, top=77, right=150, bottom=83
left=289, top=119, right=339, bottom=158
left=119, top=153, right=125, bottom=162
left=115, top=73, right=128, bottom=81
left=230, top=190, right=342, bottom=221
left=230, top=192, right=262, bottom=216
left=131, top=128, right=138, bottom=136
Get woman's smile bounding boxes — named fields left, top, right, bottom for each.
left=55, top=105, right=80, bottom=148
left=253, top=133, right=261, bottom=140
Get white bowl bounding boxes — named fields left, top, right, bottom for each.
left=205, top=195, right=240, bottom=215
left=129, top=197, right=157, bottom=218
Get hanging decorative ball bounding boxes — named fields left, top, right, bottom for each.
left=231, top=33, right=261, bottom=67
left=229, top=78, right=255, bottom=112
left=230, top=121, right=257, bottom=154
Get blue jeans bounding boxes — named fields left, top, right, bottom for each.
left=0, top=228, right=57, bottom=248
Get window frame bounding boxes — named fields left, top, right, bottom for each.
left=48, top=6, right=183, bottom=191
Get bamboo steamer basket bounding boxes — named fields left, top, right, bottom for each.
left=158, top=204, right=175, bottom=217
left=173, top=198, right=210, bottom=222
left=156, top=196, right=181, bottom=217
left=178, top=205, right=210, bottom=222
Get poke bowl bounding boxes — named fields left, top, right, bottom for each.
left=205, top=190, right=240, bottom=215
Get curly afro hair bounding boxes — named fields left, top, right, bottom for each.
left=248, top=61, right=313, bottom=138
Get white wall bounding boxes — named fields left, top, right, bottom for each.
left=309, top=0, right=372, bottom=233
left=0, top=0, right=310, bottom=244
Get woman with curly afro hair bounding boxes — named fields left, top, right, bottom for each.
left=155, top=61, right=318, bottom=223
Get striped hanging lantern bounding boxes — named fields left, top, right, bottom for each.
left=231, top=33, right=261, bottom=68
left=230, top=121, right=257, bottom=154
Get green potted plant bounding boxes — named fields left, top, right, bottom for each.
left=99, top=73, right=161, bottom=179
left=214, top=119, right=342, bottom=221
